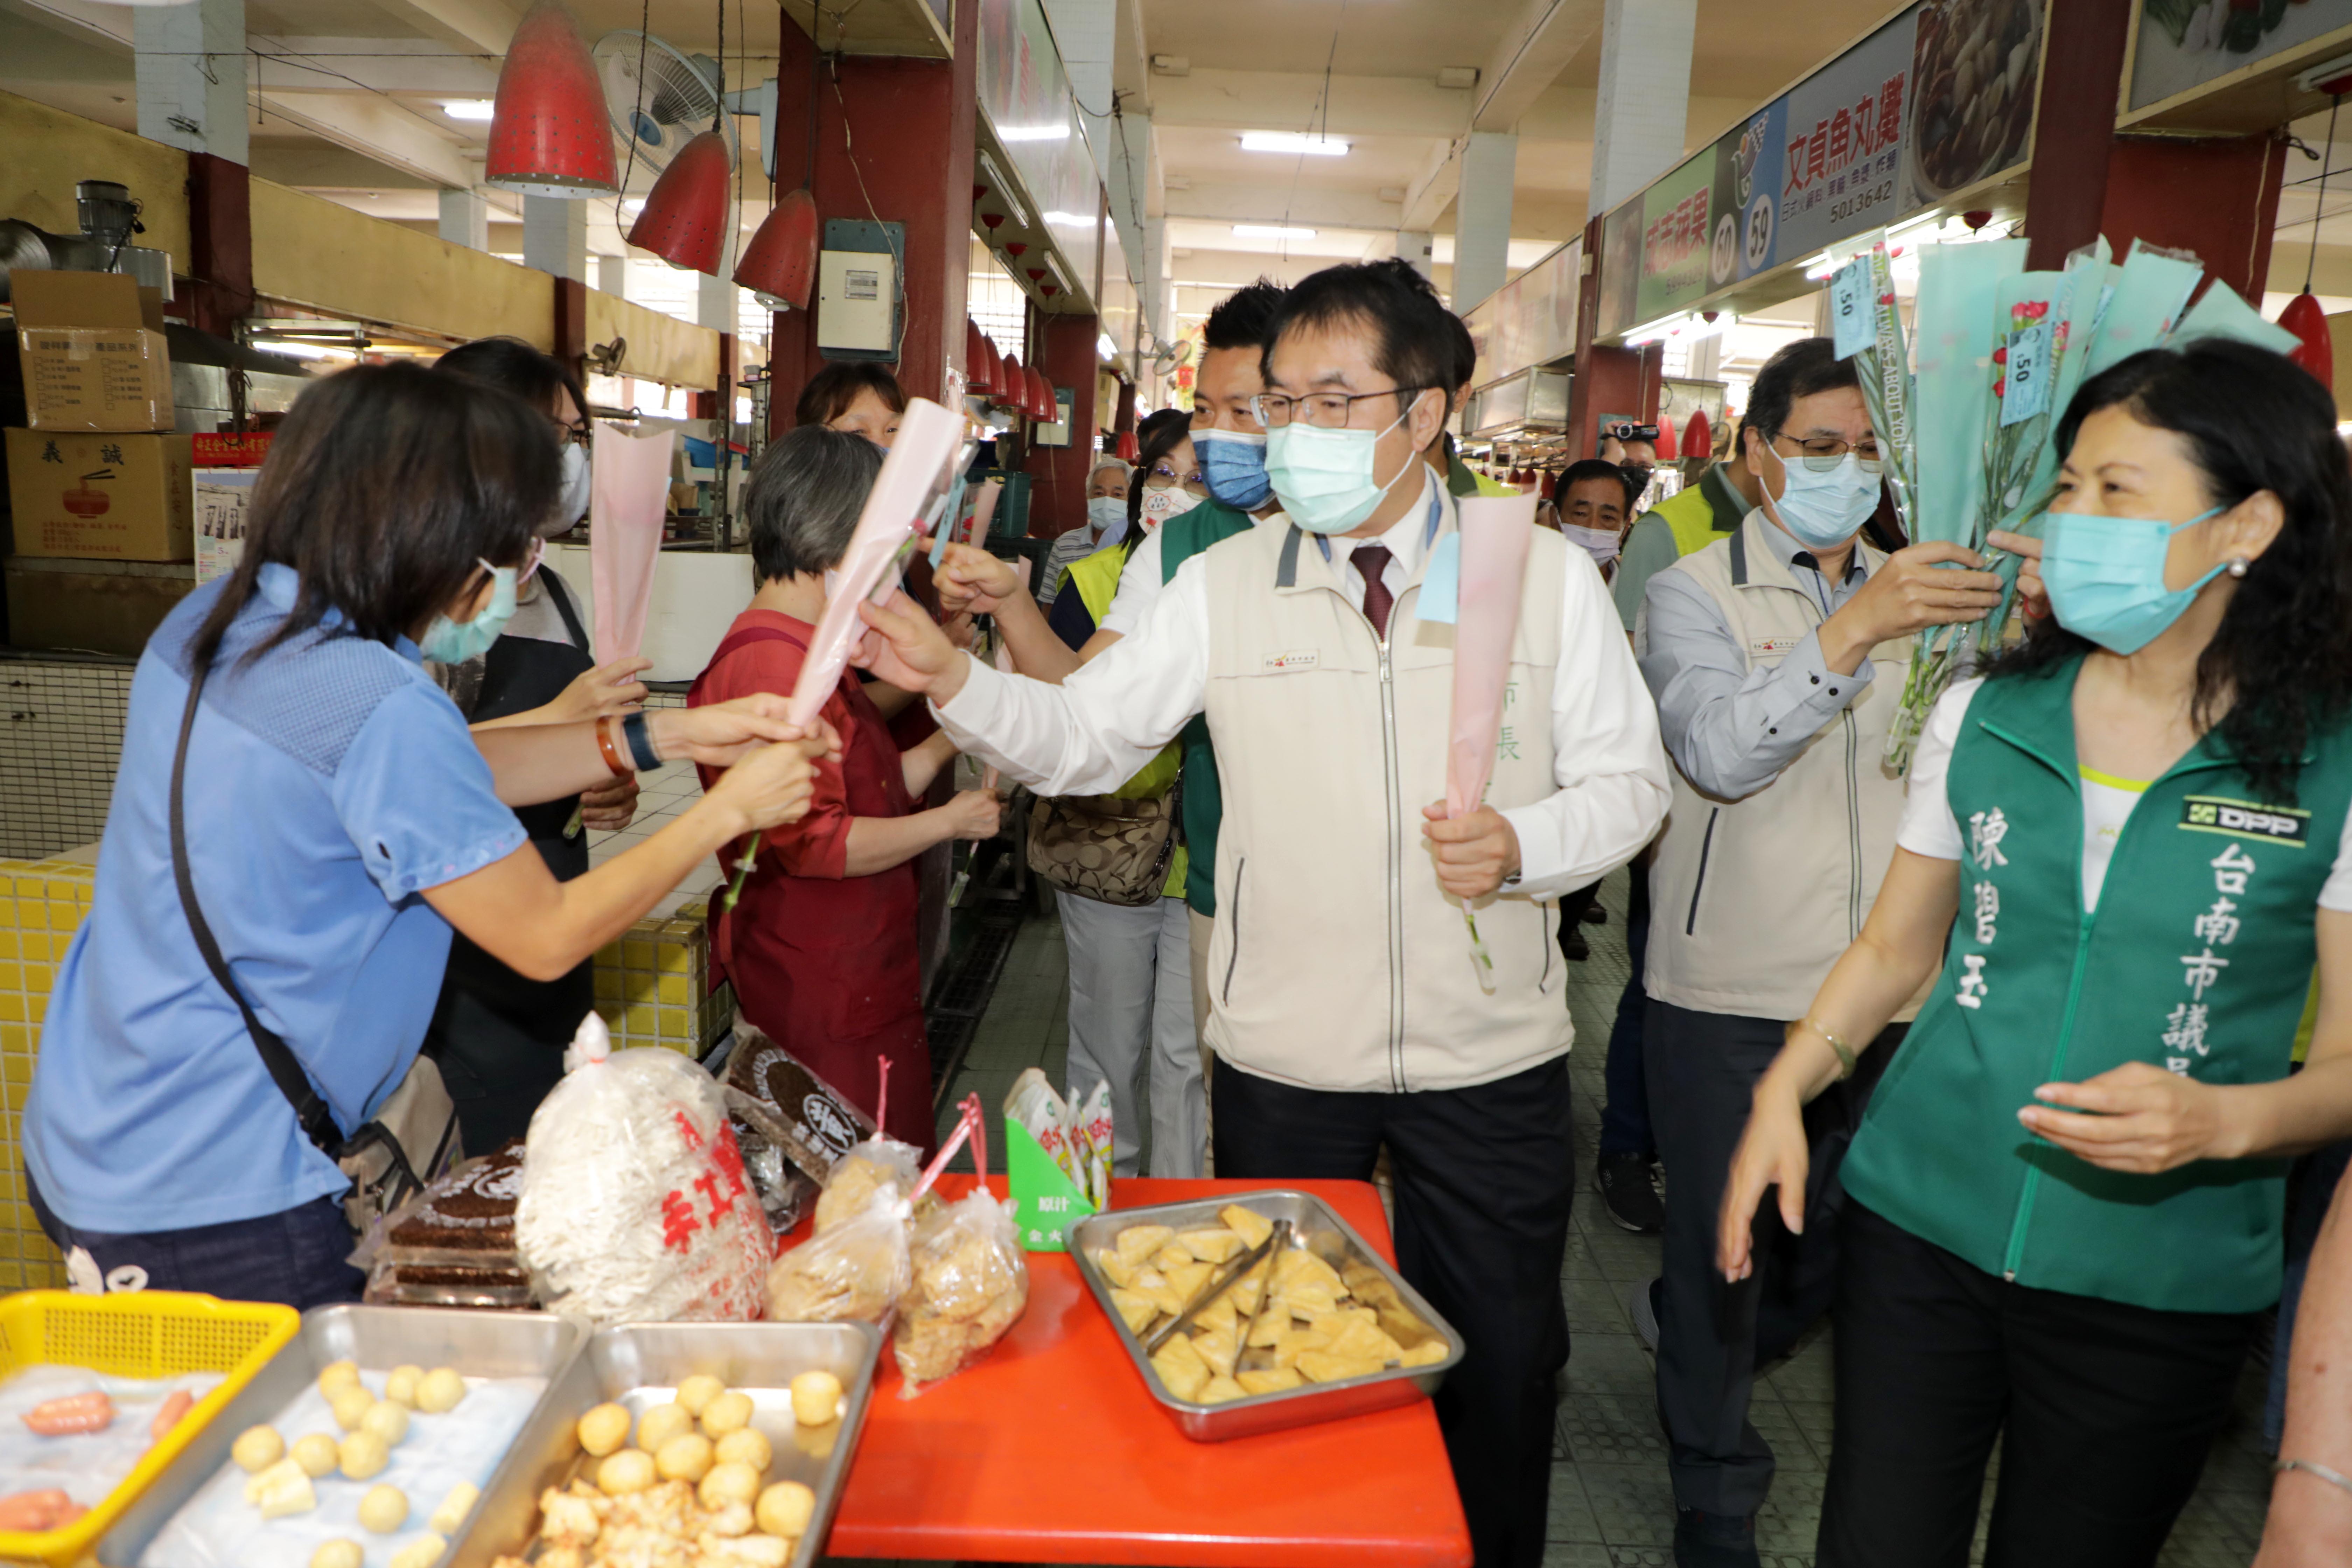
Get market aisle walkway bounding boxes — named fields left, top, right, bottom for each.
left=860, top=870, right=2273, bottom=1568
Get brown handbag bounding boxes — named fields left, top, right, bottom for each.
left=1026, top=784, right=1179, bottom=907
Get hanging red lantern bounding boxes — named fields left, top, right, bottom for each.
left=965, top=320, right=996, bottom=398
left=1683, top=409, right=1713, bottom=466
left=1655, top=413, right=1679, bottom=461
left=626, top=131, right=733, bottom=275
left=735, top=187, right=819, bottom=309
left=996, top=355, right=1025, bottom=410
left=1116, top=428, right=1139, bottom=462
left=1027, top=365, right=1053, bottom=421
left=2281, top=292, right=2335, bottom=390
left=485, top=1, right=618, bottom=197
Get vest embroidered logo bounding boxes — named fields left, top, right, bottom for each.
left=2180, top=796, right=2309, bottom=848
left=1263, top=650, right=1320, bottom=672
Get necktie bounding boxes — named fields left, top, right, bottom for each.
left=1354, top=544, right=1395, bottom=640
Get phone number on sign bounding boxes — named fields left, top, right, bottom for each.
left=1828, top=177, right=1898, bottom=229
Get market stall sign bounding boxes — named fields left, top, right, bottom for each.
left=1462, top=237, right=1582, bottom=391
left=2129, top=0, right=2352, bottom=114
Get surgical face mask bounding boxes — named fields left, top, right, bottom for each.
left=1264, top=395, right=1428, bottom=536
left=1140, top=485, right=1202, bottom=527
left=1194, top=426, right=1273, bottom=510
left=1086, top=495, right=1128, bottom=537
left=419, top=559, right=517, bottom=664
left=1562, top=523, right=1623, bottom=567
left=1763, top=443, right=1882, bottom=550
left=551, top=442, right=592, bottom=536
left=2041, top=506, right=2227, bottom=656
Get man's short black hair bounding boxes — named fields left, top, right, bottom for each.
left=1557, top=457, right=1640, bottom=512
left=1202, top=279, right=1288, bottom=353
left=1745, top=338, right=1860, bottom=449
left=1261, top=258, right=1461, bottom=415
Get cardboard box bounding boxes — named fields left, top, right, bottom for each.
left=3, top=555, right=196, bottom=657
left=11, top=271, right=174, bottom=432
left=5, top=428, right=194, bottom=561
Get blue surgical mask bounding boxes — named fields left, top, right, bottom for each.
left=419, top=558, right=517, bottom=664
left=2041, top=507, right=2226, bottom=656
left=1764, top=445, right=1882, bottom=550
left=1194, top=427, right=1272, bottom=510
left=1264, top=395, right=1428, bottom=536
left=1086, top=495, right=1129, bottom=548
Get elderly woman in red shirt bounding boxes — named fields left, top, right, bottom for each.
left=690, top=426, right=1003, bottom=1152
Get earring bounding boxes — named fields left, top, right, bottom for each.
left=2226, top=558, right=2250, bottom=578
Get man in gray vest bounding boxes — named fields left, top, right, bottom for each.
left=856, top=259, right=1670, bottom=1568
left=1632, top=337, right=2002, bottom=1567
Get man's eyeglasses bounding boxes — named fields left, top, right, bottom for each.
left=1249, top=386, right=1434, bottom=430
left=1773, top=432, right=1883, bottom=475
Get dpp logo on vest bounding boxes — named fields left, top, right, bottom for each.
left=2181, top=795, right=2309, bottom=847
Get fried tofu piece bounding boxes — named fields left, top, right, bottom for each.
left=1273, top=1280, right=1340, bottom=1317
left=1197, top=1375, right=1247, bottom=1406
left=1295, top=1350, right=1386, bottom=1384
left=1228, top=1266, right=1268, bottom=1316
left=1326, top=1317, right=1406, bottom=1364
left=1109, top=1287, right=1160, bottom=1335
left=1162, top=1260, right=1213, bottom=1301
left=1115, top=1225, right=1175, bottom=1269
left=1279, top=1322, right=1337, bottom=1357
left=1150, top=1335, right=1212, bottom=1402
left=1132, top=1269, right=1187, bottom=1318
left=1153, top=1242, right=1197, bottom=1272
left=1177, top=1228, right=1246, bottom=1264
left=1194, top=1294, right=1240, bottom=1336
left=1191, top=1328, right=1239, bottom=1378
left=1095, top=1248, right=1138, bottom=1289
left=1399, top=1339, right=1450, bottom=1368
left=1219, top=1205, right=1274, bottom=1249
left=1245, top=1312, right=1289, bottom=1349
left=1236, top=1366, right=1304, bottom=1396
left=1273, top=1247, right=1345, bottom=1295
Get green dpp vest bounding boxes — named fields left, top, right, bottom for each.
left=1843, top=659, right=2352, bottom=1314
left=1156, top=499, right=1258, bottom=916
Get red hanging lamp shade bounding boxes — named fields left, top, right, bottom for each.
left=1683, top=409, right=1712, bottom=466
left=1115, top=428, right=1139, bottom=462
left=965, top=320, right=995, bottom=397
left=1028, top=365, right=1053, bottom=421
left=2280, top=291, right=2335, bottom=391
left=1654, top=413, right=1679, bottom=462
left=735, top=187, right=820, bottom=310
left=996, top=355, right=1025, bottom=410
left=983, top=336, right=1005, bottom=400
left=626, top=131, right=733, bottom=276
left=485, top=0, right=617, bottom=197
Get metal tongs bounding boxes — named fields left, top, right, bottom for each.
left=1143, top=1218, right=1292, bottom=1355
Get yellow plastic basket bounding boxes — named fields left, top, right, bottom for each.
left=0, top=1290, right=298, bottom=1566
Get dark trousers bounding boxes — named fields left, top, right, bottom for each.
left=1645, top=1000, right=1895, bottom=1516
left=1214, top=1058, right=1574, bottom=1568
left=1597, top=867, right=1654, bottom=1160
left=1820, top=1200, right=2257, bottom=1568
left=29, top=1171, right=362, bottom=1311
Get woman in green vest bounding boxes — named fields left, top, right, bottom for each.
left=1717, top=338, right=2352, bottom=1568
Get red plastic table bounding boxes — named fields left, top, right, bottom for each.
left=824, top=1175, right=1472, bottom=1566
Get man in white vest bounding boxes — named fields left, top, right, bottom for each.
left=1631, top=337, right=2003, bottom=1568
left=856, top=259, right=1670, bottom=1568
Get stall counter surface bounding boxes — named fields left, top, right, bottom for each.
left=826, top=1175, right=1472, bottom=1568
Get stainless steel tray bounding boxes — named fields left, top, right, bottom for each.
left=449, top=1321, right=883, bottom=1568
left=99, top=1305, right=587, bottom=1567
left=1069, top=1189, right=1463, bottom=1441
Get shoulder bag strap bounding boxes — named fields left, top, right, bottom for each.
left=169, top=653, right=344, bottom=1157
left=540, top=568, right=591, bottom=651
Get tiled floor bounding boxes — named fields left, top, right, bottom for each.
left=586, top=756, right=726, bottom=917
left=916, top=867, right=2277, bottom=1568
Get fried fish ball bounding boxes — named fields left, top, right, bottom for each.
left=415, top=1367, right=466, bottom=1414
left=699, top=1460, right=762, bottom=1510
left=788, top=1370, right=841, bottom=1427
left=231, top=1424, right=284, bottom=1474
left=337, top=1430, right=390, bottom=1480
left=576, top=1401, right=631, bottom=1457
left=675, top=1374, right=726, bottom=1416
left=655, top=1432, right=714, bottom=1483
left=713, top=1427, right=772, bottom=1472
left=291, top=1432, right=341, bottom=1478
left=356, top=1482, right=408, bottom=1533
left=790, top=1420, right=838, bottom=1462
left=384, top=1365, right=424, bottom=1408
left=310, top=1540, right=363, bottom=1568
left=330, top=1386, right=377, bottom=1432
left=701, top=1390, right=755, bottom=1437
left=388, top=1533, right=447, bottom=1568
left=596, top=1447, right=655, bottom=1496
left=755, top=1480, right=816, bottom=1539
left=316, top=1360, right=362, bottom=1400
left=428, top=1481, right=479, bottom=1535
left=360, top=1399, right=410, bottom=1447
left=636, top=1402, right=694, bottom=1452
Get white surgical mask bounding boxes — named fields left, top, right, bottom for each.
left=1086, top=495, right=1128, bottom=539
left=1264, top=394, right=1429, bottom=535
left=1764, top=444, right=1882, bottom=550
left=552, top=442, right=591, bottom=535
left=1140, top=486, right=1202, bottom=527
left=1561, top=523, right=1622, bottom=567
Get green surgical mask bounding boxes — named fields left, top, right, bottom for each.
left=1264, top=395, right=1427, bottom=534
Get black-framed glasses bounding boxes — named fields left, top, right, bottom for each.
left=1772, top=431, right=1883, bottom=473
left=1250, top=386, right=1435, bottom=430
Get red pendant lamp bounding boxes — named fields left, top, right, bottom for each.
left=965, top=320, right=996, bottom=398
left=996, top=355, right=1025, bottom=411
left=485, top=1, right=618, bottom=197
left=627, top=130, right=733, bottom=275
left=1116, top=427, right=1139, bottom=462
left=736, top=187, right=819, bottom=309
left=1683, top=409, right=1712, bottom=467
left=1654, top=413, right=1679, bottom=462
left=2284, top=90, right=2346, bottom=390
left=1028, top=365, right=1054, bottom=422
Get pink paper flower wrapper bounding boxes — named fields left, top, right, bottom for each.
left=588, top=422, right=677, bottom=663
left=1447, top=493, right=1535, bottom=989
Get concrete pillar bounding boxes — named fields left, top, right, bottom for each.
left=1395, top=230, right=1435, bottom=282
left=1588, top=0, right=1697, bottom=216
left=523, top=195, right=589, bottom=282
left=1452, top=131, right=1517, bottom=313
left=439, top=188, right=490, bottom=251
left=1140, top=214, right=1171, bottom=346
left=696, top=270, right=735, bottom=333
left=135, top=0, right=247, bottom=164
left=596, top=254, right=628, bottom=297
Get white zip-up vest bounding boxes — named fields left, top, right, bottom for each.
left=1644, top=511, right=1920, bottom=1021
left=1197, top=492, right=1572, bottom=1093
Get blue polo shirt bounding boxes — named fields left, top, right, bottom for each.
left=26, top=565, right=527, bottom=1233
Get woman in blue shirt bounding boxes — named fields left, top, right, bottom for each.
left=25, top=362, right=835, bottom=1308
